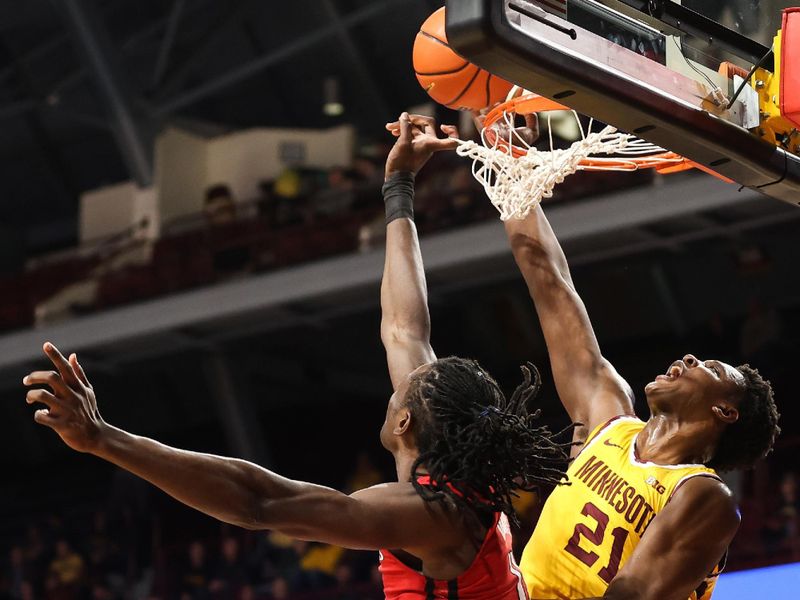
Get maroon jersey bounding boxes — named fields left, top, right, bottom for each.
left=379, top=510, right=529, bottom=600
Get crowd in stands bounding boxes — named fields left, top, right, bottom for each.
left=0, top=125, right=653, bottom=334
left=0, top=512, right=385, bottom=600
left=0, top=456, right=390, bottom=600
left=1, top=450, right=797, bottom=600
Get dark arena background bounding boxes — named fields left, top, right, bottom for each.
left=0, top=1, right=798, bottom=599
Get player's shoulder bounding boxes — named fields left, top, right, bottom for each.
left=356, top=480, right=467, bottom=522
left=353, top=481, right=468, bottom=544
left=667, top=475, right=740, bottom=530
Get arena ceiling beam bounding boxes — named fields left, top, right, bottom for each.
left=0, top=34, right=70, bottom=89
left=155, top=0, right=410, bottom=116
left=152, top=0, right=262, bottom=102
left=319, top=0, right=392, bottom=122
left=48, top=7, right=200, bottom=101
left=0, top=34, right=81, bottom=203
left=0, top=99, right=37, bottom=121
left=56, top=0, right=155, bottom=186
left=150, top=0, right=187, bottom=90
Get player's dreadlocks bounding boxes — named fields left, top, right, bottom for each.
left=707, top=364, right=780, bottom=472
left=407, top=357, right=572, bottom=525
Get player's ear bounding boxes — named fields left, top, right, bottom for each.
left=712, top=402, right=739, bottom=425
left=393, top=408, right=413, bottom=436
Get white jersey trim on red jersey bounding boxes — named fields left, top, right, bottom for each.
left=507, top=551, right=529, bottom=600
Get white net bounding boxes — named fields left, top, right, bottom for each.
left=456, top=108, right=683, bottom=221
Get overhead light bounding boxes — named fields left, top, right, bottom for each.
left=323, top=102, right=345, bottom=117
left=323, top=77, right=344, bottom=116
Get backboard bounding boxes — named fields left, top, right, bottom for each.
left=445, top=0, right=800, bottom=206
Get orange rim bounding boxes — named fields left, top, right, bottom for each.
left=483, top=93, right=694, bottom=171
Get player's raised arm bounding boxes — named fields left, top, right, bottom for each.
left=504, top=205, right=635, bottom=440
left=380, top=113, right=458, bottom=390
left=23, top=343, right=459, bottom=553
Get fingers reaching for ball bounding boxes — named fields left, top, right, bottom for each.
left=384, top=113, right=461, bottom=176
left=385, top=115, right=459, bottom=140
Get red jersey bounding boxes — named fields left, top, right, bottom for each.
left=379, top=511, right=529, bottom=600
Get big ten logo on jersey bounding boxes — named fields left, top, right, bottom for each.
left=645, top=476, right=666, bottom=495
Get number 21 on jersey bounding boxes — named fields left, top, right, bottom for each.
left=564, top=502, right=630, bottom=584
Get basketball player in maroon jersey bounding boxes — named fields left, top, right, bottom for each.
left=24, top=112, right=568, bottom=599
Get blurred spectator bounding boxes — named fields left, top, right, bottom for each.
left=299, top=542, right=342, bottom=579
left=239, top=585, right=255, bottom=600
left=19, top=525, right=48, bottom=597
left=778, top=472, right=799, bottom=536
left=703, top=312, right=736, bottom=359
left=331, top=563, right=361, bottom=600
left=273, top=170, right=302, bottom=200
left=268, top=168, right=323, bottom=227
left=46, top=540, right=84, bottom=599
left=86, top=510, right=125, bottom=590
left=90, top=581, right=113, bottom=600
left=266, top=576, right=290, bottom=600
left=205, top=185, right=237, bottom=227
left=761, top=471, right=799, bottom=558
left=313, top=168, right=357, bottom=218
left=444, top=164, right=481, bottom=226
left=203, top=184, right=254, bottom=276
left=351, top=156, right=382, bottom=186
left=739, top=299, right=782, bottom=362
left=177, top=541, right=210, bottom=600
left=22, top=583, right=34, bottom=600
left=357, top=215, right=386, bottom=254
left=289, top=540, right=339, bottom=591
left=3, top=546, right=31, bottom=599
left=257, top=532, right=302, bottom=584
left=345, top=452, right=382, bottom=493
left=208, top=537, right=248, bottom=597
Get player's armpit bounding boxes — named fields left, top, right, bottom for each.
left=601, top=476, right=739, bottom=600
left=257, top=481, right=460, bottom=553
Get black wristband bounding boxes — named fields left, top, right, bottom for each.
left=382, top=171, right=415, bottom=225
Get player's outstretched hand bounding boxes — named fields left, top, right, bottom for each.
left=23, top=342, right=106, bottom=453
left=384, top=112, right=459, bottom=177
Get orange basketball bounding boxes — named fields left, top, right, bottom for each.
left=413, top=7, right=514, bottom=111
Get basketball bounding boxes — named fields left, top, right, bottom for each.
left=413, top=7, right=513, bottom=111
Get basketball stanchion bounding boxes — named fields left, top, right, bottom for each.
left=455, top=89, right=727, bottom=221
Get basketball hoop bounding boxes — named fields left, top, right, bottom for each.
left=455, top=89, right=702, bottom=221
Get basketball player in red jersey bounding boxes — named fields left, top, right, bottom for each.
left=501, top=153, right=781, bottom=597
left=24, top=112, right=569, bottom=599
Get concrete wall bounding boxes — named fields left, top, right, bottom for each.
left=155, top=127, right=209, bottom=223
left=82, top=124, right=355, bottom=236
left=79, top=181, right=158, bottom=243
left=205, top=125, right=354, bottom=201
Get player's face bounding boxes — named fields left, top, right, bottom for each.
left=644, top=353, right=744, bottom=414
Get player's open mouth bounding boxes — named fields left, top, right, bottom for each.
left=655, top=363, right=684, bottom=382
